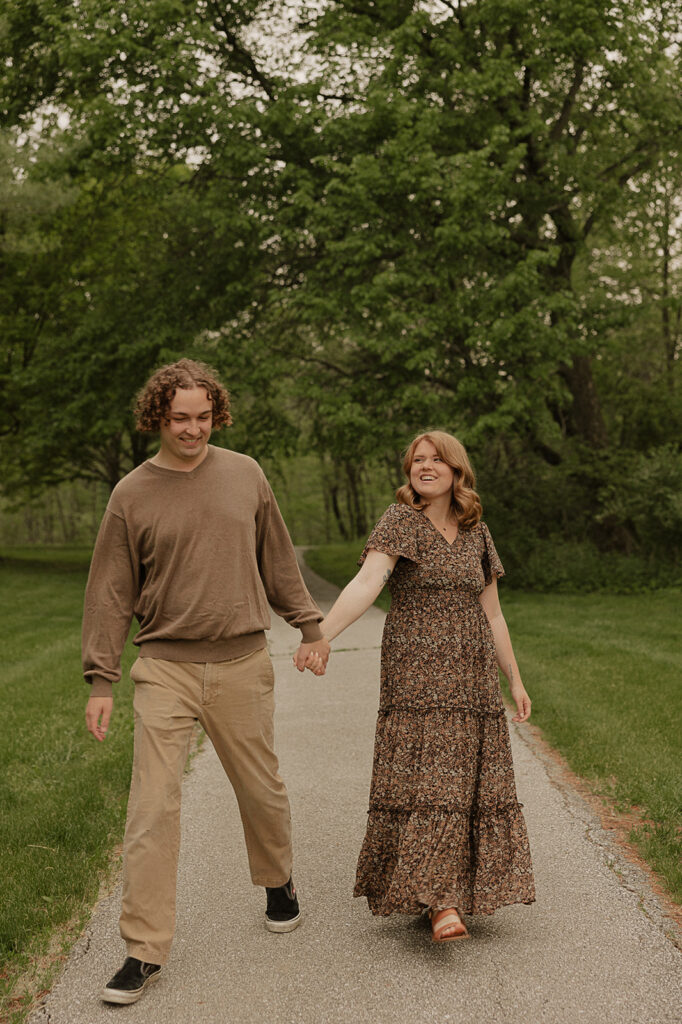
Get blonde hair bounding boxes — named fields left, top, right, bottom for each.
left=396, top=430, right=483, bottom=530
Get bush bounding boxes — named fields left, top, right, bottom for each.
left=596, top=444, right=682, bottom=562
left=498, top=535, right=682, bottom=593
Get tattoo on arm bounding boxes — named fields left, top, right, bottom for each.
left=508, top=663, right=514, bottom=683
left=382, top=569, right=393, bottom=584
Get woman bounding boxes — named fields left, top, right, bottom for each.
left=308, top=431, right=535, bottom=942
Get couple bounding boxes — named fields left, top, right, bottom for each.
left=83, top=359, right=535, bottom=1007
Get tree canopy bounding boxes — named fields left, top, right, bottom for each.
left=1, top=0, right=681, bottom=572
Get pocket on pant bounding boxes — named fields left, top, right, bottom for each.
left=129, top=657, right=160, bottom=685
left=257, top=649, right=275, bottom=692
left=232, top=648, right=275, bottom=701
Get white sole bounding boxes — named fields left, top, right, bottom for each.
left=265, top=911, right=302, bottom=933
left=101, top=969, right=161, bottom=1004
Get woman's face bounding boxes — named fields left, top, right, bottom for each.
left=409, top=439, right=456, bottom=501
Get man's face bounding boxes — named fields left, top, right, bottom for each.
left=158, top=386, right=213, bottom=469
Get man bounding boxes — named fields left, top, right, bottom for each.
left=83, top=358, right=329, bottom=1005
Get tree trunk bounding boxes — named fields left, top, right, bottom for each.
left=660, top=193, right=680, bottom=392
left=559, top=355, right=608, bottom=448
left=329, top=483, right=349, bottom=540
left=344, top=461, right=368, bottom=538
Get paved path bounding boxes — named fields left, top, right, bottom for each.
left=32, top=561, right=681, bottom=1024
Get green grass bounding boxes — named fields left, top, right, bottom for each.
left=0, top=548, right=137, bottom=1022
left=305, top=543, right=682, bottom=906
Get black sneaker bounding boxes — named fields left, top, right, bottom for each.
left=265, top=877, right=302, bottom=933
left=101, top=956, right=162, bottom=1004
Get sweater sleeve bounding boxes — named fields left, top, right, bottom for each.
left=82, top=508, right=139, bottom=696
left=255, top=473, right=323, bottom=641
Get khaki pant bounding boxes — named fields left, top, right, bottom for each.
left=120, top=649, right=293, bottom=964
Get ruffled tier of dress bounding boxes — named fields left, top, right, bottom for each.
left=354, top=802, right=535, bottom=915
left=354, top=706, right=535, bottom=915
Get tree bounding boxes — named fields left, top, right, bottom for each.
left=0, top=1, right=300, bottom=491
left=279, top=1, right=680, bottom=443
left=1, top=0, right=680, bottom=564
left=262, top=0, right=682, bottom=551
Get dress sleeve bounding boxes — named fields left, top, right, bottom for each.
left=358, top=504, right=420, bottom=566
left=480, top=521, right=505, bottom=585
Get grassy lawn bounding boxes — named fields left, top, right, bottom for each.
left=0, top=548, right=137, bottom=1023
left=305, top=543, right=682, bottom=906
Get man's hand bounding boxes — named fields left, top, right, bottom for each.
left=86, top=696, right=113, bottom=741
left=293, top=637, right=331, bottom=676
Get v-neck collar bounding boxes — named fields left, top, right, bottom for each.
left=421, top=512, right=461, bottom=549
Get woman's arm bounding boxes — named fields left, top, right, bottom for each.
left=479, top=579, right=531, bottom=723
left=321, top=550, right=399, bottom=641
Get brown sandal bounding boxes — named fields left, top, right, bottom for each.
left=429, top=907, right=469, bottom=942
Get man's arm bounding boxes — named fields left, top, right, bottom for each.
left=255, top=473, right=328, bottom=668
left=82, top=509, right=138, bottom=738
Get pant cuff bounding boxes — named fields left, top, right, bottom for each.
left=126, top=942, right=170, bottom=966
left=252, top=872, right=292, bottom=887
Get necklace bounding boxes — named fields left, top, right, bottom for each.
left=429, top=513, right=458, bottom=537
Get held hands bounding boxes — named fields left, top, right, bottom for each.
left=510, top=684, right=531, bottom=723
left=293, top=637, right=331, bottom=677
left=85, top=696, right=113, bottom=741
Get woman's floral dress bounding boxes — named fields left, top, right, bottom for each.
left=353, top=503, right=535, bottom=916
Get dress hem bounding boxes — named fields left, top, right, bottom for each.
left=352, top=888, right=536, bottom=918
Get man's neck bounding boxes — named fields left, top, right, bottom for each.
left=150, top=445, right=210, bottom=473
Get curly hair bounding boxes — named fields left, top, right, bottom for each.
left=395, top=430, right=483, bottom=530
left=134, top=358, right=232, bottom=432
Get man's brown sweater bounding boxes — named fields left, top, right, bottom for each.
left=82, top=446, right=323, bottom=697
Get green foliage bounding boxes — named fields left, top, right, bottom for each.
left=498, top=537, right=681, bottom=594
left=0, top=0, right=681, bottom=567
left=596, top=446, right=682, bottom=561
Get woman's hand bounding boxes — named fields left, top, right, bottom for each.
left=301, top=649, right=326, bottom=675
left=294, top=638, right=330, bottom=675
left=510, top=684, right=531, bottom=723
